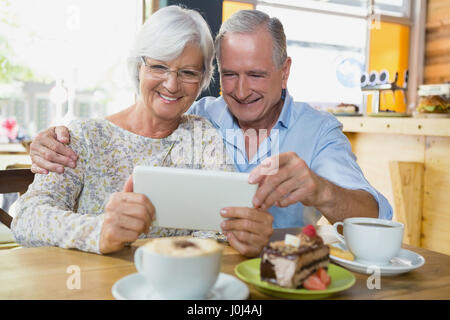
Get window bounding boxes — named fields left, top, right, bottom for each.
left=223, top=1, right=255, bottom=21
left=256, top=0, right=412, bottom=110
left=0, top=0, right=142, bottom=139
left=258, top=0, right=410, bottom=18
left=257, top=2, right=367, bottom=107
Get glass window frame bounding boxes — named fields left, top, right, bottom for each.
left=254, top=0, right=426, bottom=110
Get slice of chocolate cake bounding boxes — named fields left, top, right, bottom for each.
left=260, top=225, right=330, bottom=289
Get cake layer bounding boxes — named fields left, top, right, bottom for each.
left=260, top=245, right=330, bottom=288
left=261, top=257, right=329, bottom=288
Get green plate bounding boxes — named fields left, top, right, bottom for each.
left=234, top=259, right=355, bottom=300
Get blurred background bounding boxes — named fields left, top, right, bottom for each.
left=1, top=0, right=449, bottom=254
left=0, top=0, right=427, bottom=140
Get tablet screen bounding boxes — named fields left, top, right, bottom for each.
left=133, top=166, right=257, bottom=231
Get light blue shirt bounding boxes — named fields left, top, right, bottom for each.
left=187, top=91, right=393, bottom=227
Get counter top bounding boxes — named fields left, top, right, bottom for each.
left=337, top=116, right=450, bottom=137
left=0, top=143, right=28, bottom=154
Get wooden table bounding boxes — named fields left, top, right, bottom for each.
left=1, top=231, right=449, bottom=300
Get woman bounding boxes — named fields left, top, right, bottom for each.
left=11, top=6, right=234, bottom=254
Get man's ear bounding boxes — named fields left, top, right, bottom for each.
left=281, top=57, right=292, bottom=89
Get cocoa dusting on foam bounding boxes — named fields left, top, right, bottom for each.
left=174, top=240, right=198, bottom=249
left=143, top=236, right=224, bottom=257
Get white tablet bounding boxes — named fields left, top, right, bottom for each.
left=133, top=166, right=257, bottom=231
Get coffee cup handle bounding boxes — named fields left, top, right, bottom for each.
left=332, top=222, right=346, bottom=245
left=134, top=247, right=143, bottom=274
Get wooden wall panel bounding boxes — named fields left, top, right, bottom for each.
left=422, top=136, right=450, bottom=254
left=389, top=161, right=424, bottom=247
left=427, top=0, right=450, bottom=24
left=345, top=132, right=425, bottom=217
left=425, top=0, right=450, bottom=84
left=345, top=132, right=450, bottom=255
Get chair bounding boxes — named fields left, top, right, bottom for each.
left=0, top=169, right=35, bottom=228
left=389, top=161, right=424, bottom=246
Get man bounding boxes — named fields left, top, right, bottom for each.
left=28, top=10, right=392, bottom=257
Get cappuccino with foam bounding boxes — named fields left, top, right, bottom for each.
left=143, top=236, right=223, bottom=257
left=135, top=236, right=224, bottom=299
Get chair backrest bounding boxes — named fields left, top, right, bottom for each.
left=0, top=169, right=35, bottom=228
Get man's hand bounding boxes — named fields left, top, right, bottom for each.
left=30, top=126, right=78, bottom=174
left=248, top=152, right=379, bottom=224
left=220, top=207, right=273, bottom=257
left=249, top=152, right=328, bottom=210
left=99, top=176, right=155, bottom=254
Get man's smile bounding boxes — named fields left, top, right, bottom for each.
left=231, top=95, right=262, bottom=106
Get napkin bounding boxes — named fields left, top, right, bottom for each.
left=316, top=224, right=340, bottom=245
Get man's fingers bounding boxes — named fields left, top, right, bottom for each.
left=277, top=187, right=306, bottom=208
left=252, top=166, right=292, bottom=208
left=225, top=231, right=259, bottom=257
left=230, top=230, right=266, bottom=246
left=220, top=208, right=273, bottom=257
left=261, top=178, right=298, bottom=209
left=220, top=208, right=273, bottom=238
left=54, top=126, right=71, bottom=144
left=221, top=218, right=261, bottom=234
left=30, top=154, right=65, bottom=174
left=220, top=207, right=270, bottom=224
left=248, top=155, right=283, bottom=184
left=31, top=144, right=76, bottom=169
left=40, top=134, right=78, bottom=163
left=30, top=126, right=78, bottom=171
left=30, top=163, right=48, bottom=174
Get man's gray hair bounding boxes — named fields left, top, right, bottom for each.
left=215, top=10, right=287, bottom=69
left=128, top=5, right=215, bottom=96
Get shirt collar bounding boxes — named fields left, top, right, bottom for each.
left=276, top=89, right=293, bottom=129
left=214, top=96, right=237, bottom=130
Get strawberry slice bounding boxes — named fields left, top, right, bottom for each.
left=302, top=224, right=316, bottom=238
left=303, top=274, right=326, bottom=290
left=317, top=268, right=331, bottom=286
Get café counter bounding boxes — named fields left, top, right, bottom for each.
left=336, top=116, right=450, bottom=256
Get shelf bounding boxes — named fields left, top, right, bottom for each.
left=336, top=116, right=450, bottom=137
left=361, top=85, right=407, bottom=92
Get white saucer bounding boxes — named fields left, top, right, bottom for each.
left=330, top=243, right=425, bottom=276
left=112, top=272, right=249, bottom=300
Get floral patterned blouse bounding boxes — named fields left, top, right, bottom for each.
left=11, top=115, right=235, bottom=253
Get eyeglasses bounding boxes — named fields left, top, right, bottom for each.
left=140, top=57, right=203, bottom=84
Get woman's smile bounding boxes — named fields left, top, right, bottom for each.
left=158, top=92, right=182, bottom=103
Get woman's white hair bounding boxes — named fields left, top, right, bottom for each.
left=128, top=5, right=215, bottom=96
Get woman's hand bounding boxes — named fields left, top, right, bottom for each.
left=30, top=126, right=78, bottom=174
left=220, top=207, right=273, bottom=257
left=99, top=176, right=155, bottom=254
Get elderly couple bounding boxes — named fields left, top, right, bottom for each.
left=11, top=6, right=392, bottom=257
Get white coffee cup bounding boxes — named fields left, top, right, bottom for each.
left=134, top=236, right=224, bottom=299
left=332, top=218, right=404, bottom=265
